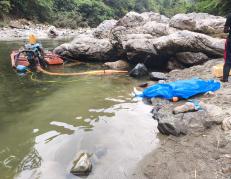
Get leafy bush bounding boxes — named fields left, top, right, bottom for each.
left=0, top=0, right=11, bottom=18
left=53, top=11, right=88, bottom=29
left=194, top=0, right=231, bottom=16
left=76, top=0, right=114, bottom=27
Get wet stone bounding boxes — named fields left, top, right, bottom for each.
left=129, top=63, right=149, bottom=78
left=71, top=152, right=92, bottom=176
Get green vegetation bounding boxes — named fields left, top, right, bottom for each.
left=193, top=0, right=231, bottom=16
left=0, top=0, right=230, bottom=28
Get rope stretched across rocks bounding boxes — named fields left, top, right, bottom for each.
left=37, top=66, right=128, bottom=76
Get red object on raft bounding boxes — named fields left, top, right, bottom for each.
left=10, top=50, right=63, bottom=68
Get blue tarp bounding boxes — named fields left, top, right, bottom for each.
left=140, top=79, right=221, bottom=99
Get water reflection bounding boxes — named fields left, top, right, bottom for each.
left=18, top=149, right=42, bottom=172
left=16, top=101, right=158, bottom=179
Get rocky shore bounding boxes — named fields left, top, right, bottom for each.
left=133, top=59, right=231, bottom=179
left=0, top=19, right=92, bottom=41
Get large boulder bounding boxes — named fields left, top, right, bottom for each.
left=124, top=30, right=224, bottom=64
left=54, top=11, right=225, bottom=68
left=143, top=21, right=176, bottom=37
left=152, top=30, right=225, bottom=57
left=153, top=105, right=209, bottom=136
left=93, top=19, right=118, bottom=39
left=141, top=12, right=170, bottom=24
left=109, top=25, right=153, bottom=49
left=175, top=52, right=209, bottom=66
left=152, top=101, right=223, bottom=136
left=170, top=13, right=226, bottom=35
left=116, top=11, right=145, bottom=28
left=116, top=11, right=169, bottom=28
left=54, top=35, right=116, bottom=61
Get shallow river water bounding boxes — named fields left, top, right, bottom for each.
left=0, top=39, right=158, bottom=179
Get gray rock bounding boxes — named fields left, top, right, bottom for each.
left=71, top=152, right=92, bottom=176
left=93, top=19, right=118, bottom=39
left=170, top=13, right=226, bottom=35
left=129, top=63, right=149, bottom=78
left=175, top=52, right=208, bottom=66
left=201, top=103, right=224, bottom=124
left=150, top=72, right=168, bottom=81
left=153, top=30, right=225, bottom=57
left=48, top=26, right=58, bottom=38
left=125, top=37, right=157, bottom=61
left=116, top=11, right=145, bottom=28
left=158, top=80, right=166, bottom=84
left=116, top=11, right=170, bottom=28
left=104, top=60, right=129, bottom=70
left=54, top=12, right=225, bottom=66
left=54, top=36, right=116, bottom=61
left=124, top=30, right=224, bottom=63
left=143, top=21, right=176, bottom=37
left=152, top=103, right=218, bottom=136
left=141, top=12, right=170, bottom=24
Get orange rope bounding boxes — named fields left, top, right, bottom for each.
left=37, top=66, right=128, bottom=76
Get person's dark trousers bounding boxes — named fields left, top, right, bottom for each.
left=223, top=37, right=231, bottom=82
left=38, top=55, right=48, bottom=68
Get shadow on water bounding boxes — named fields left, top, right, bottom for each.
left=0, top=39, right=158, bottom=179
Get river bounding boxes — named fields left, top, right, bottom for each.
left=0, top=39, right=158, bottom=179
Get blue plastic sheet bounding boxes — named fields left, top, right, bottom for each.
left=140, top=79, right=221, bottom=99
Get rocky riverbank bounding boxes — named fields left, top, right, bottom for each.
left=54, top=11, right=227, bottom=71
left=0, top=19, right=92, bottom=41
left=132, top=58, right=231, bottom=179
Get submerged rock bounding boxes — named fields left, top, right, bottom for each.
left=71, top=152, right=92, bottom=176
left=104, top=60, right=129, bottom=70
left=129, top=63, right=149, bottom=78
